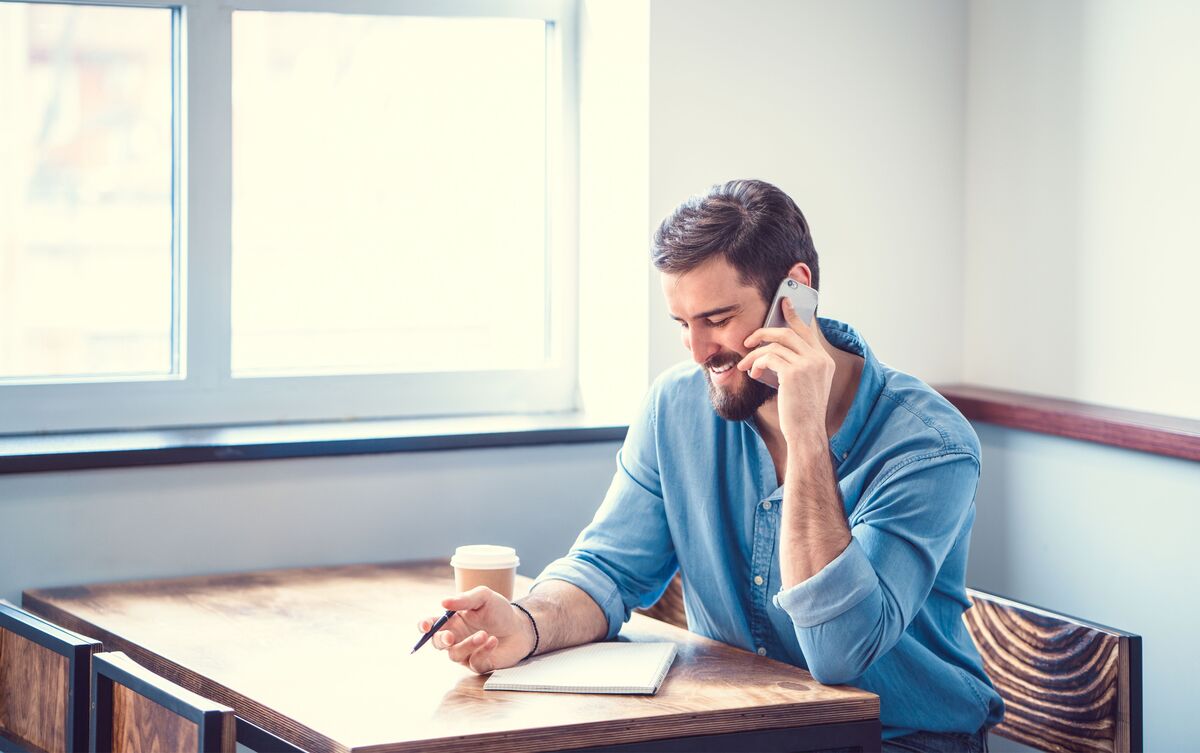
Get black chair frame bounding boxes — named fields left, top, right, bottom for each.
left=0, top=600, right=101, bottom=753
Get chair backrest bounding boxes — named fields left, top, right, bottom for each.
left=0, top=599, right=101, bottom=753
left=90, top=652, right=234, bottom=753
left=638, top=577, right=1143, bottom=752
left=635, top=572, right=687, bottom=630
left=964, top=588, right=1142, bottom=753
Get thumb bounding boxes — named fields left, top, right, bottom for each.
left=442, top=585, right=495, bottom=613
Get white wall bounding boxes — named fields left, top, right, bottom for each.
left=648, top=0, right=968, bottom=385
left=965, top=0, right=1200, bottom=420
left=578, top=0, right=650, bottom=422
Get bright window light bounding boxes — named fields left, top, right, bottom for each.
left=0, top=1, right=576, bottom=434
left=0, top=3, right=174, bottom=381
left=231, top=12, right=548, bottom=377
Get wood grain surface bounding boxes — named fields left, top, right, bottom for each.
left=94, top=651, right=235, bottom=753
left=0, top=627, right=69, bottom=753
left=112, top=682, right=200, bottom=753
left=963, top=590, right=1140, bottom=753
left=937, top=383, right=1200, bottom=462
left=24, top=561, right=877, bottom=753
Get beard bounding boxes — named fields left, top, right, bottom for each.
left=703, top=351, right=776, bottom=422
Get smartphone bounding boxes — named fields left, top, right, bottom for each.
left=752, top=278, right=819, bottom=389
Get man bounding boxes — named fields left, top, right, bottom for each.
left=418, top=180, right=1004, bottom=751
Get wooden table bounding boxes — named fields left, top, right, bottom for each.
left=23, top=562, right=880, bottom=753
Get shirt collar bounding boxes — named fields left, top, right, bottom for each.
left=817, top=317, right=885, bottom=463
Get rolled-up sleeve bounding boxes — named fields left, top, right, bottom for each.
left=772, top=451, right=980, bottom=685
left=534, top=384, right=678, bottom=639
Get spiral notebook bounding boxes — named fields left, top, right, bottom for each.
left=483, top=641, right=678, bottom=695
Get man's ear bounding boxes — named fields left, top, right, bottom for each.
left=786, top=263, right=813, bottom=288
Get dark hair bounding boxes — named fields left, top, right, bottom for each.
left=651, top=179, right=819, bottom=303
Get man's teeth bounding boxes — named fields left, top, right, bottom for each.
left=710, top=364, right=732, bottom=373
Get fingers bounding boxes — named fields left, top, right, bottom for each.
left=737, top=342, right=797, bottom=373
left=422, top=613, right=470, bottom=650
left=781, top=297, right=817, bottom=335
left=431, top=621, right=464, bottom=649
left=468, top=636, right=501, bottom=674
left=746, top=299, right=817, bottom=350
left=743, top=326, right=808, bottom=352
left=446, top=629, right=486, bottom=662
left=418, top=616, right=453, bottom=639
left=430, top=624, right=503, bottom=674
left=422, top=588, right=509, bottom=673
left=417, top=615, right=441, bottom=633
left=741, top=350, right=793, bottom=383
left=446, top=629, right=501, bottom=673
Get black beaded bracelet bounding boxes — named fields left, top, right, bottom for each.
left=511, top=601, right=539, bottom=661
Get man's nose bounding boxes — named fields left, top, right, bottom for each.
left=686, top=330, right=721, bottom=366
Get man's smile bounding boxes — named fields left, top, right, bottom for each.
left=705, top=355, right=742, bottom=386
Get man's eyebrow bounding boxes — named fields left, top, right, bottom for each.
left=669, top=304, right=741, bottom=322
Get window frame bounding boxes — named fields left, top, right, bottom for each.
left=0, top=0, right=580, bottom=435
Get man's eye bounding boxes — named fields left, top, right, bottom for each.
left=677, top=321, right=689, bottom=329
left=708, top=318, right=731, bottom=328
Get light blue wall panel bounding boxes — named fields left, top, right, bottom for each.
left=968, top=423, right=1200, bottom=752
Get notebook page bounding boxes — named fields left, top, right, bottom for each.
left=484, top=642, right=677, bottom=694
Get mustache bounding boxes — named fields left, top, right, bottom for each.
left=704, top=352, right=742, bottom=371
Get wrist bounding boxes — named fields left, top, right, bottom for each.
left=784, top=431, right=827, bottom=459
left=511, top=601, right=539, bottom=660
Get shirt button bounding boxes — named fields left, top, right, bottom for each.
left=754, top=575, right=764, bottom=586
left=842, top=451, right=849, bottom=459
left=761, top=500, right=772, bottom=510
left=757, top=647, right=767, bottom=656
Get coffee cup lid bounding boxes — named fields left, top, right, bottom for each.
left=450, top=544, right=520, bottom=570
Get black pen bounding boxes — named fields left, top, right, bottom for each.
left=411, top=609, right=456, bottom=654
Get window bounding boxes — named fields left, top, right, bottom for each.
left=231, top=13, right=547, bottom=377
left=0, top=3, right=175, bottom=381
left=0, top=0, right=578, bottom=435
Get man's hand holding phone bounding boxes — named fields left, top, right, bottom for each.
left=739, top=289, right=835, bottom=447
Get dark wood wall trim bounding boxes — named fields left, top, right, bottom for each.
left=0, top=417, right=628, bottom=475
left=937, top=384, right=1200, bottom=463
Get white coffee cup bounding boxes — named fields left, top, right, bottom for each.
left=450, top=545, right=520, bottom=600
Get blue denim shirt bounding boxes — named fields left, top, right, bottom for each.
left=536, top=318, right=1004, bottom=738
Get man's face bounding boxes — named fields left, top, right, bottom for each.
left=662, top=257, right=775, bottom=421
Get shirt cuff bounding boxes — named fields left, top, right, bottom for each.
left=533, top=557, right=626, bottom=640
left=772, top=537, right=879, bottom=628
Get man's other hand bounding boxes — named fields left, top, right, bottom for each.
left=416, top=586, right=536, bottom=674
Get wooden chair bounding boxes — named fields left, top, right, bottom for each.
left=964, top=589, right=1142, bottom=753
left=0, top=599, right=101, bottom=753
left=639, top=578, right=1143, bottom=752
left=90, top=652, right=234, bottom=753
